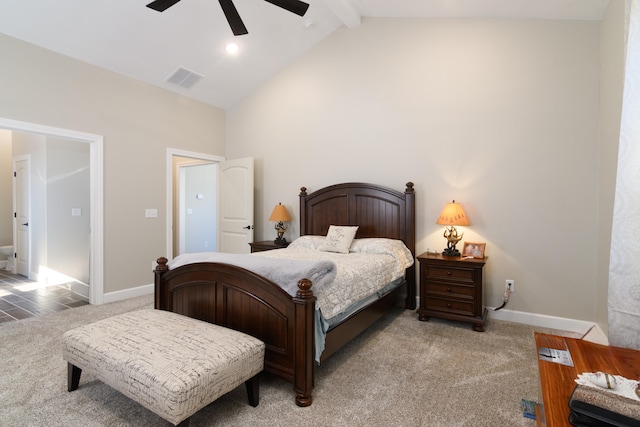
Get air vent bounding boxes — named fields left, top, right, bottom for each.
left=166, top=67, right=203, bottom=89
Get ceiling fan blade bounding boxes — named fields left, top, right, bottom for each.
left=146, top=0, right=182, bottom=12
left=263, top=0, right=309, bottom=16
left=219, top=0, right=248, bottom=36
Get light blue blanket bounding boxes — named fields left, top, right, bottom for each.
left=168, top=252, right=337, bottom=297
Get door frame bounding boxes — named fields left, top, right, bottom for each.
left=166, top=148, right=224, bottom=260
left=0, top=118, right=104, bottom=305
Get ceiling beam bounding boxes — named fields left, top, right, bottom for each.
left=322, top=0, right=362, bottom=29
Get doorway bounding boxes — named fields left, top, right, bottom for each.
left=167, top=149, right=224, bottom=259
left=12, top=155, right=30, bottom=277
left=0, top=118, right=104, bottom=304
left=166, top=150, right=254, bottom=258
left=175, top=159, right=217, bottom=257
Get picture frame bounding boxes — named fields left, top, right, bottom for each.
left=462, top=242, right=486, bottom=259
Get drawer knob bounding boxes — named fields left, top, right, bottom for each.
left=447, top=303, right=452, bottom=308
left=447, top=287, right=452, bottom=292
left=446, top=271, right=452, bottom=276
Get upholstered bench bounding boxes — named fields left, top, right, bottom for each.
left=62, top=309, right=265, bottom=427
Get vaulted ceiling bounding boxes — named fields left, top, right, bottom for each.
left=0, top=0, right=609, bottom=109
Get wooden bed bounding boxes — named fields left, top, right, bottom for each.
left=154, top=181, right=416, bottom=406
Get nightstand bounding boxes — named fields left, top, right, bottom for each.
left=249, top=240, right=289, bottom=253
left=416, top=253, right=487, bottom=331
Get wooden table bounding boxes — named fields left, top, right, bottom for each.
left=534, top=332, right=640, bottom=426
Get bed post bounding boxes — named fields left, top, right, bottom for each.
left=404, top=182, right=416, bottom=310
left=299, top=187, right=307, bottom=234
left=292, top=278, right=316, bottom=407
left=154, top=257, right=169, bottom=310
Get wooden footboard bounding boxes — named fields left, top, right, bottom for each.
left=154, top=257, right=316, bottom=406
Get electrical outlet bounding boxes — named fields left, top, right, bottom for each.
left=506, top=279, right=515, bottom=292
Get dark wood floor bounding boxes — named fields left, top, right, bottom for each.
left=0, top=270, right=89, bottom=323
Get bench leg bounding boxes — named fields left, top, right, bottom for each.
left=67, top=362, right=82, bottom=392
left=245, top=375, right=260, bottom=407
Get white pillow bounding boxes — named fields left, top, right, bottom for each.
left=288, top=235, right=326, bottom=250
left=318, top=225, right=359, bottom=254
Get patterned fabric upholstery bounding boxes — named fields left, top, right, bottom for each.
left=62, top=309, right=265, bottom=426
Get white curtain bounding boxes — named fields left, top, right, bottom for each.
left=608, top=0, right=640, bottom=350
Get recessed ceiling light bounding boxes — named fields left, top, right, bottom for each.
left=226, top=43, right=239, bottom=54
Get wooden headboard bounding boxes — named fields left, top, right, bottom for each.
left=299, top=182, right=415, bottom=252
left=299, top=182, right=416, bottom=308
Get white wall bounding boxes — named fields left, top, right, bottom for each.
left=0, top=33, right=226, bottom=293
left=47, top=137, right=91, bottom=287
left=227, top=17, right=615, bottom=322
left=0, top=129, right=11, bottom=246
left=182, top=163, right=217, bottom=253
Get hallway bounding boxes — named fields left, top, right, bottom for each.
left=0, top=270, right=88, bottom=323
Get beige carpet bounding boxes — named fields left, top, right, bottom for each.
left=0, top=294, right=544, bottom=426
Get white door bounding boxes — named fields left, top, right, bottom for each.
left=219, top=158, right=254, bottom=254
left=13, top=157, right=30, bottom=276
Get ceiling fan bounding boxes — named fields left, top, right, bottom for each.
left=146, top=0, right=310, bottom=36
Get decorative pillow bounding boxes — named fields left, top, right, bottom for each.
left=288, top=235, right=326, bottom=250
left=318, top=225, right=359, bottom=254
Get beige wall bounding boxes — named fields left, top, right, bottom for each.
left=226, top=17, right=621, bottom=322
left=0, top=33, right=226, bottom=293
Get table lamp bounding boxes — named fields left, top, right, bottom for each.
left=268, top=203, right=292, bottom=245
left=436, top=200, right=469, bottom=257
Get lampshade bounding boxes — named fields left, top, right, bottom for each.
left=269, top=203, right=291, bottom=222
left=436, top=201, right=470, bottom=226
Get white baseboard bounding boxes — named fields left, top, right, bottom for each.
left=102, top=283, right=154, bottom=304
left=0, top=260, right=6, bottom=269
left=486, top=307, right=609, bottom=345
left=413, top=297, right=609, bottom=345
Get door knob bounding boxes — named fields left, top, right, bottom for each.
left=22, top=222, right=29, bottom=227
left=243, top=225, right=253, bottom=230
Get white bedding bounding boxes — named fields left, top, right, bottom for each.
left=253, top=237, right=414, bottom=321
left=168, top=251, right=337, bottom=297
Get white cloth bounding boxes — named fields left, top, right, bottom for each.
left=575, top=372, right=640, bottom=402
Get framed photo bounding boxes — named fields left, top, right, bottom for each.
left=462, top=242, right=486, bottom=259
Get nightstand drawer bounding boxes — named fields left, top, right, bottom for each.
left=426, top=266, right=475, bottom=282
left=425, top=281, right=474, bottom=299
left=425, top=297, right=474, bottom=316
left=417, top=253, right=487, bottom=331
